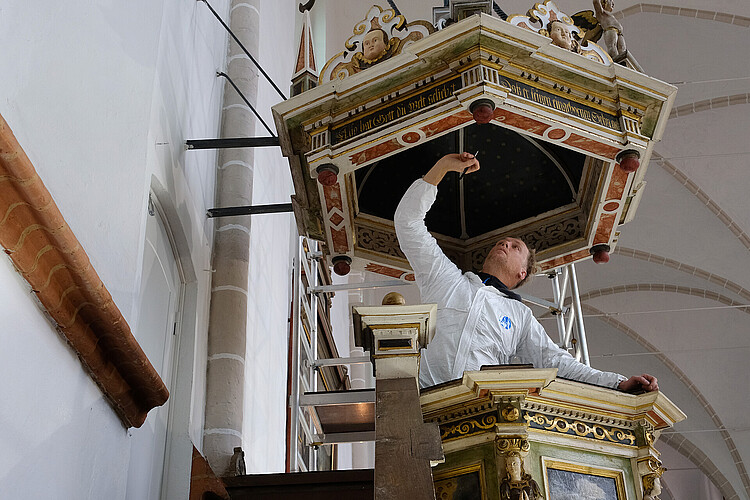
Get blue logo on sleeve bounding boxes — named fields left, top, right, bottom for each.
left=500, top=316, right=512, bottom=330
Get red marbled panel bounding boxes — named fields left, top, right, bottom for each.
left=547, top=128, right=566, bottom=140
left=323, top=183, right=343, bottom=213
left=540, top=249, right=591, bottom=271
left=605, top=167, right=629, bottom=201
left=494, top=109, right=551, bottom=137
left=563, top=133, right=620, bottom=159
left=402, top=132, right=420, bottom=143
left=420, top=111, right=473, bottom=138
left=330, top=212, right=344, bottom=226
left=349, top=138, right=403, bottom=166
left=364, top=262, right=407, bottom=279
left=593, top=213, right=616, bottom=245
left=330, top=226, right=349, bottom=253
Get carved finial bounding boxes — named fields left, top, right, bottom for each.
left=382, top=291, right=406, bottom=305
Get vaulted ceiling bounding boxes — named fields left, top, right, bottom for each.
left=321, top=1, right=749, bottom=498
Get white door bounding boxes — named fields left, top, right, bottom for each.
left=126, top=202, right=182, bottom=500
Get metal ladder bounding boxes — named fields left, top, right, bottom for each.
left=288, top=237, right=375, bottom=472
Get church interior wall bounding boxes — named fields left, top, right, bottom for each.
left=0, top=0, right=229, bottom=497
left=236, top=0, right=300, bottom=474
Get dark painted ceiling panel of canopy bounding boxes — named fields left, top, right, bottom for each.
left=355, top=123, right=586, bottom=240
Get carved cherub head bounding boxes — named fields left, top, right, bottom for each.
left=600, top=0, right=615, bottom=13
left=362, top=29, right=389, bottom=61
left=547, top=20, right=573, bottom=50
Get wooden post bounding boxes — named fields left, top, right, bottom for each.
left=374, top=378, right=441, bottom=499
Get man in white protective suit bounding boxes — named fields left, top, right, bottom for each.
left=394, top=152, right=659, bottom=393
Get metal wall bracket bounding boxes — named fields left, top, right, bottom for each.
left=186, top=137, right=280, bottom=150
left=207, top=203, right=293, bottom=218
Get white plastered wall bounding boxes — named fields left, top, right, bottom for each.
left=241, top=0, right=299, bottom=474
left=0, top=0, right=227, bottom=497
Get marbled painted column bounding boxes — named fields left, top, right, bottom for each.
left=203, top=0, right=260, bottom=476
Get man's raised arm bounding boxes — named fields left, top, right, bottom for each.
left=393, top=153, right=480, bottom=295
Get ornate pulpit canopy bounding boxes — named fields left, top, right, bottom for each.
left=273, top=2, right=676, bottom=279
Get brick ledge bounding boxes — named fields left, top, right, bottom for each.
left=0, top=112, right=168, bottom=428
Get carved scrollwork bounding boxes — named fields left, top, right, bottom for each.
left=522, top=217, right=582, bottom=251
left=355, top=224, right=406, bottom=259
left=319, top=5, right=434, bottom=82
left=507, top=0, right=611, bottom=64
left=496, top=436, right=531, bottom=453
left=440, top=414, right=498, bottom=441
left=525, top=412, right=636, bottom=445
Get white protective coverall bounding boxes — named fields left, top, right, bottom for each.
left=394, top=179, right=626, bottom=389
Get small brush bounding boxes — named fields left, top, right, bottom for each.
left=459, top=150, right=480, bottom=180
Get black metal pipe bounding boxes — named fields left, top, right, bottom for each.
left=186, top=137, right=280, bottom=150
left=217, top=72, right=277, bottom=137
left=198, top=0, right=287, bottom=101
left=207, top=203, right=294, bottom=218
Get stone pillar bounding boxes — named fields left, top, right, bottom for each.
left=203, top=0, right=259, bottom=476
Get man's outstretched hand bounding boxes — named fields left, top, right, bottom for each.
left=423, top=152, right=480, bottom=186
left=618, top=373, right=658, bottom=393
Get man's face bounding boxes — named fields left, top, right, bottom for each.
left=549, top=22, right=572, bottom=50
left=487, top=237, right=529, bottom=284
left=363, top=30, right=387, bottom=60
left=602, top=0, right=614, bottom=11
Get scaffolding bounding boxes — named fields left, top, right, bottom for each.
left=547, top=264, right=591, bottom=366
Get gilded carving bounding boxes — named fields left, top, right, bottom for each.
left=525, top=412, right=636, bottom=445
left=356, top=222, right=465, bottom=269
left=507, top=0, right=610, bottom=64
left=495, top=437, right=531, bottom=453
left=635, top=422, right=657, bottom=448
left=501, top=406, right=521, bottom=422
left=319, top=5, right=434, bottom=82
left=642, top=463, right=666, bottom=500
left=440, top=414, right=498, bottom=441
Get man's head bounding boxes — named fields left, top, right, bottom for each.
left=362, top=29, right=388, bottom=61
left=482, top=237, right=536, bottom=289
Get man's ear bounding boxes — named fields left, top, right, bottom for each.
left=518, top=268, right=527, bottom=281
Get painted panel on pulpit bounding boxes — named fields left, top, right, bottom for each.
left=543, top=458, right=627, bottom=500
left=434, top=463, right=485, bottom=500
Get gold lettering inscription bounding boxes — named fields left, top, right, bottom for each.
left=499, top=77, right=619, bottom=131
left=331, top=78, right=461, bottom=144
